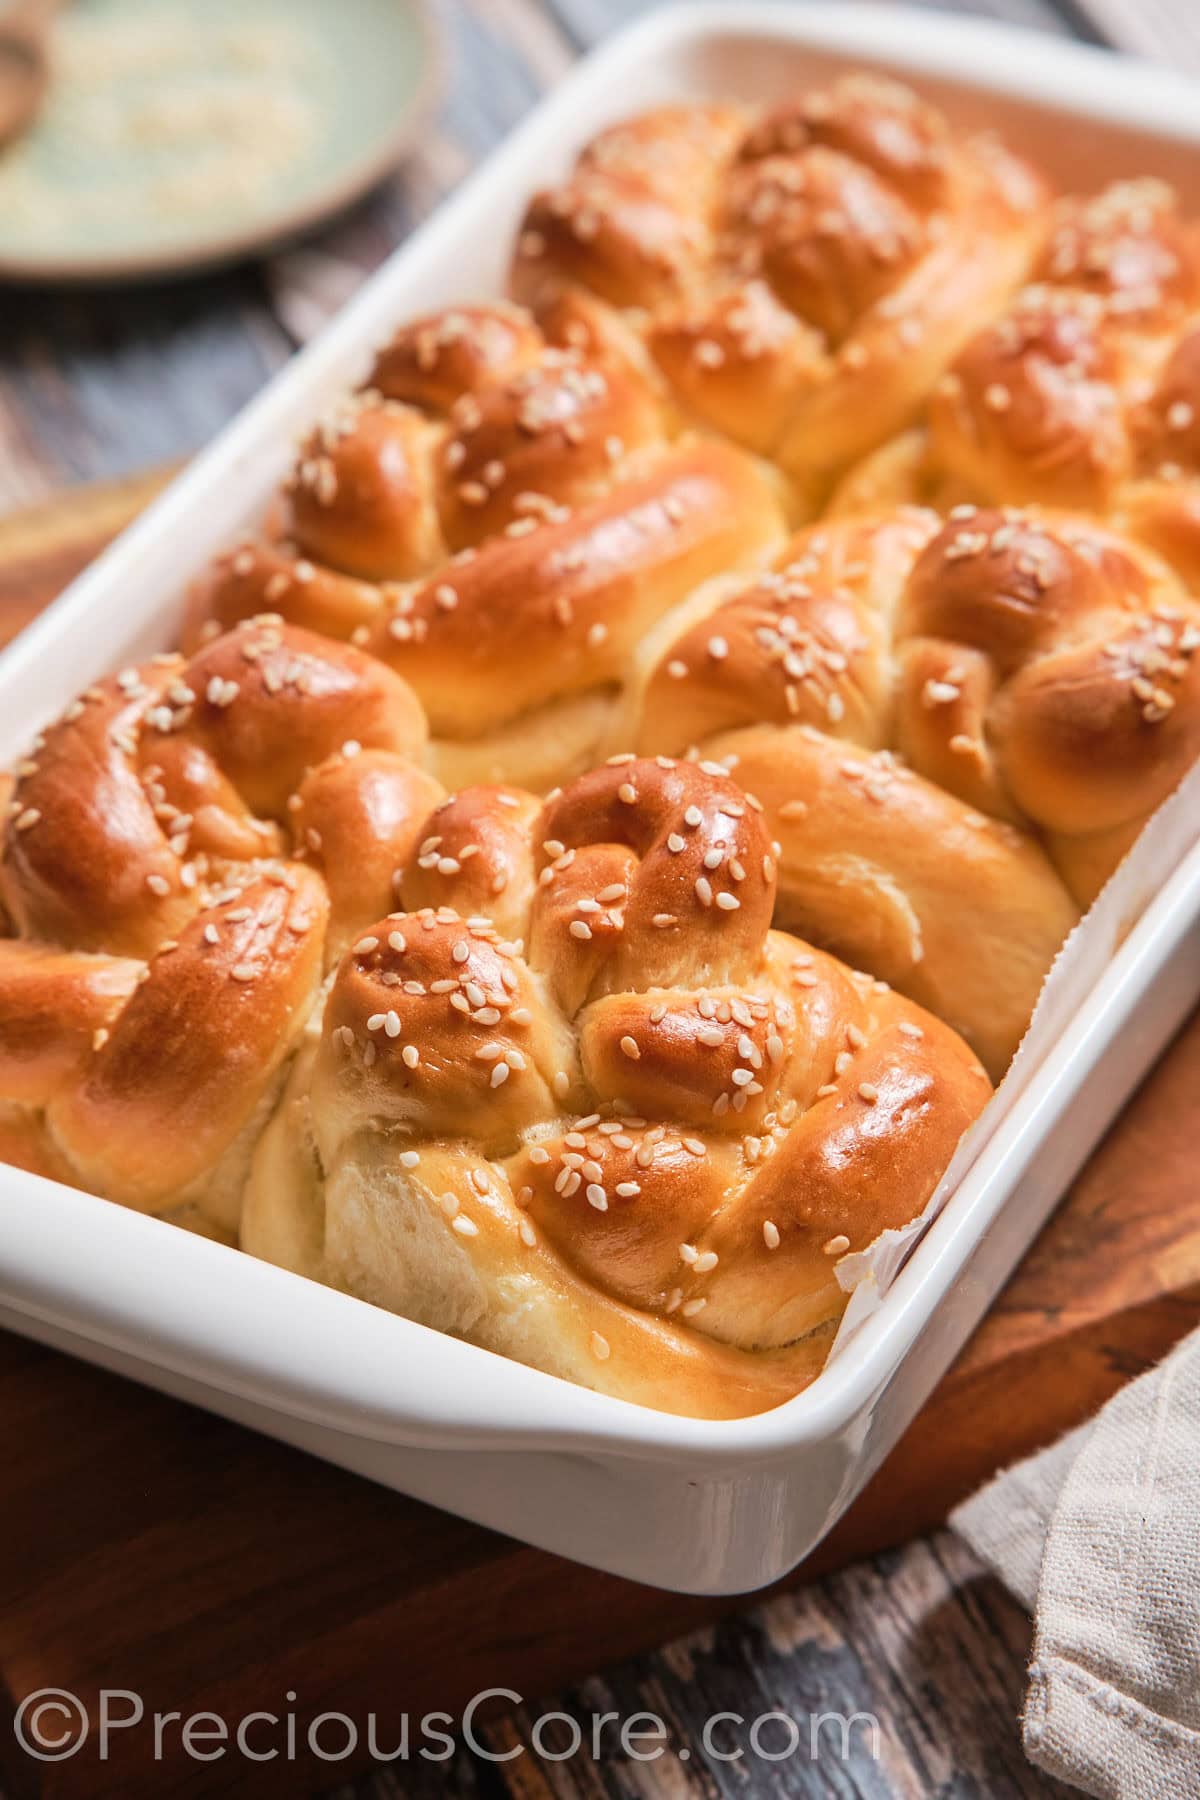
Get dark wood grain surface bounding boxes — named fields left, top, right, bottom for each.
left=0, top=2, right=1182, bottom=1796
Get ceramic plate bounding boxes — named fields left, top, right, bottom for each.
left=0, top=0, right=439, bottom=281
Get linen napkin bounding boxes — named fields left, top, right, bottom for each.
left=951, top=1329, right=1200, bottom=1799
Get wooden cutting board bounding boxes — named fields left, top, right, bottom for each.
left=1, top=476, right=1199, bottom=1799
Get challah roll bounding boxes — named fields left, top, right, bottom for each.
left=511, top=75, right=1050, bottom=512
left=181, top=303, right=789, bottom=789
left=833, top=179, right=1200, bottom=587
left=242, top=757, right=990, bottom=1419
left=0, top=621, right=441, bottom=1233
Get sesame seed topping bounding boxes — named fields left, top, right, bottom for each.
left=858, top=1082, right=879, bottom=1103
left=590, top=1331, right=610, bottom=1361
left=452, top=1215, right=479, bottom=1238
left=619, top=1035, right=641, bottom=1060
left=715, top=892, right=740, bottom=912
left=824, top=1234, right=851, bottom=1256
left=763, top=1220, right=780, bottom=1250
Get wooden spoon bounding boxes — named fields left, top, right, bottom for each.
left=0, top=0, right=62, bottom=152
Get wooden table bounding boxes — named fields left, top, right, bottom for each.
left=0, top=3, right=1190, bottom=1797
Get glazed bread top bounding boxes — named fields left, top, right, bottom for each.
left=510, top=74, right=1050, bottom=509
left=0, top=619, right=442, bottom=1227
left=242, top=756, right=991, bottom=1419
left=834, top=179, right=1200, bottom=587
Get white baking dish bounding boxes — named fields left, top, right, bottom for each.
left=3, top=2, right=1200, bottom=1596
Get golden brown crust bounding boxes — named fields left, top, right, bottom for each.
left=512, top=75, right=1050, bottom=506
left=49, top=869, right=328, bottom=1215
left=0, top=622, right=432, bottom=1232
left=284, top=399, right=445, bottom=582
left=0, top=942, right=141, bottom=1106
left=368, top=304, right=547, bottom=412
left=362, top=439, right=785, bottom=740
left=837, top=181, right=1200, bottom=585
left=244, top=759, right=989, bottom=1418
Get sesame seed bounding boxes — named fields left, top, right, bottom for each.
left=824, top=1234, right=850, bottom=1256
left=615, top=1181, right=640, bottom=1198
left=452, top=1215, right=479, bottom=1237
left=684, top=806, right=703, bottom=828
left=402, top=1045, right=420, bottom=1069
left=230, top=963, right=256, bottom=983
left=569, top=920, right=593, bottom=941
left=146, top=873, right=171, bottom=897
left=694, top=1251, right=719, bottom=1273
left=586, top=1184, right=608, bottom=1211
left=667, top=834, right=685, bottom=853
left=763, top=1221, right=780, bottom=1249
left=681, top=1298, right=706, bottom=1318
left=590, top=1331, right=611, bottom=1361
left=715, top=892, right=740, bottom=912
left=490, top=1062, right=510, bottom=1087
left=619, top=1035, right=640, bottom=1060
left=452, top=941, right=470, bottom=963
left=858, top=1082, right=879, bottom=1103
left=617, top=782, right=637, bottom=804
left=354, top=937, right=379, bottom=954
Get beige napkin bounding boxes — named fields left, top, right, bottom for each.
left=952, top=1330, right=1200, bottom=1798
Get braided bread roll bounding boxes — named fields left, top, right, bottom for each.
left=621, top=502, right=1200, bottom=1068
left=242, top=757, right=990, bottom=1419
left=833, top=179, right=1200, bottom=587
left=182, top=303, right=789, bottom=790
left=0, top=621, right=441, bottom=1234
left=510, top=75, right=1049, bottom=512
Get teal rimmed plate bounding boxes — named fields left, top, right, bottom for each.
left=0, top=0, right=440, bottom=282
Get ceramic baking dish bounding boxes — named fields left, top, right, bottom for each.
left=3, top=2, right=1200, bottom=1596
